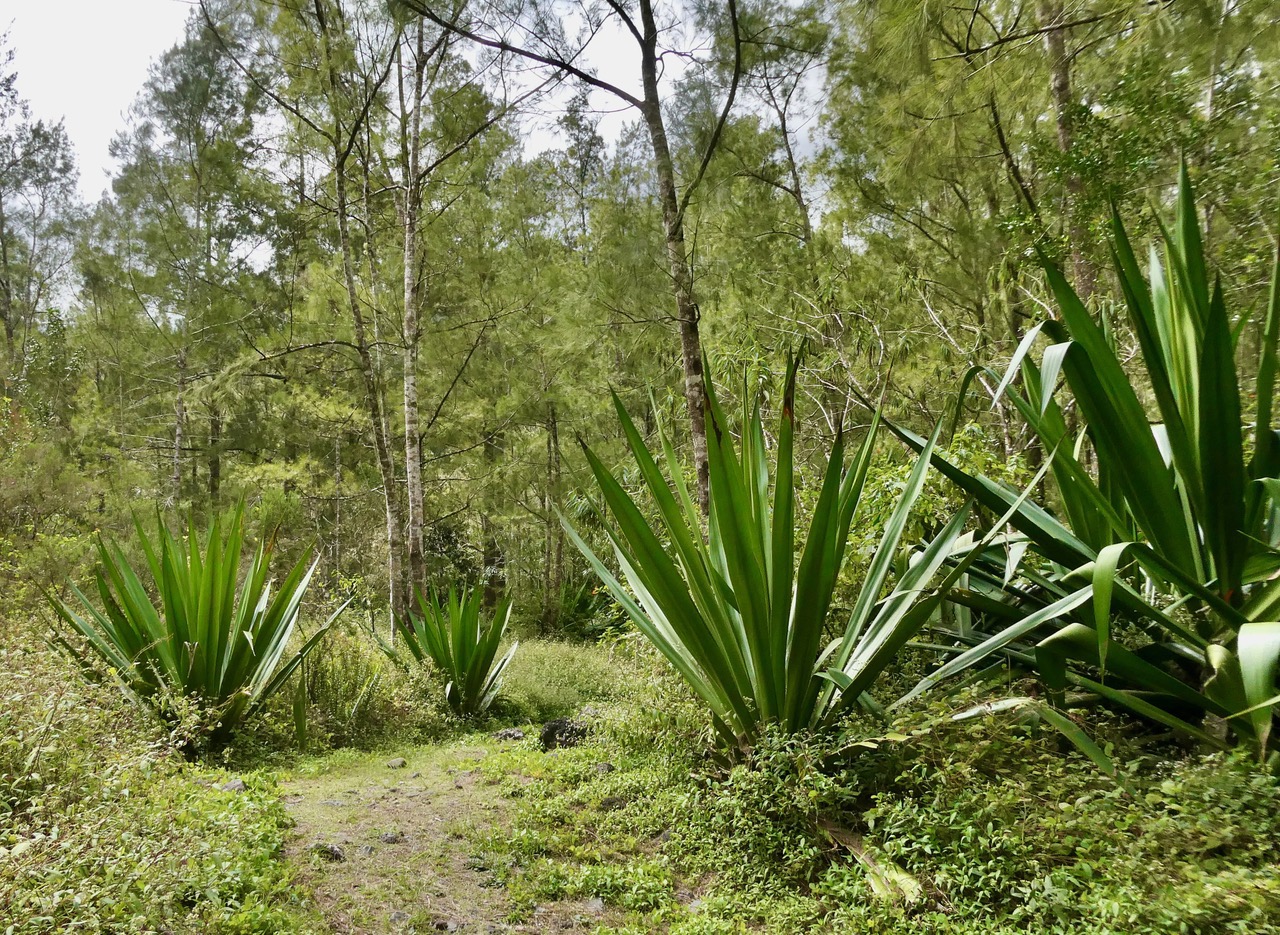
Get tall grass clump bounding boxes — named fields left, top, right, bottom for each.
left=49, top=504, right=343, bottom=754
left=564, top=357, right=1040, bottom=752
left=382, top=586, right=517, bottom=718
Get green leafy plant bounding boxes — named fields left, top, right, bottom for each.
left=49, top=504, right=343, bottom=753
left=891, top=169, right=1280, bottom=761
left=563, top=357, right=1050, bottom=751
left=382, top=587, right=518, bottom=717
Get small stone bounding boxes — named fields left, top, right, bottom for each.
left=540, top=718, right=589, bottom=750
left=219, top=778, right=247, bottom=793
left=689, top=898, right=704, bottom=912
left=493, top=727, right=525, bottom=741
left=433, top=921, right=458, bottom=932
left=379, top=831, right=406, bottom=844
left=410, top=771, right=421, bottom=778
left=585, top=897, right=605, bottom=912
left=594, top=762, right=615, bottom=774
left=386, top=757, right=408, bottom=769
left=310, top=842, right=345, bottom=862
left=390, top=910, right=411, bottom=924
left=357, top=845, right=375, bottom=857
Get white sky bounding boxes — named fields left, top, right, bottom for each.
left=1, top=0, right=193, bottom=201
left=0, top=0, right=743, bottom=204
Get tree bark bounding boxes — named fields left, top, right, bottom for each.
left=638, top=0, right=709, bottom=511
left=315, top=0, right=410, bottom=623
left=401, top=21, right=429, bottom=598
left=1038, top=0, right=1096, bottom=299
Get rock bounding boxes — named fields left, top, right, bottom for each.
left=386, top=757, right=408, bottom=769
left=410, top=771, right=421, bottom=778
left=219, top=777, right=246, bottom=793
left=598, top=795, right=626, bottom=812
left=310, top=842, right=346, bottom=862
left=493, top=727, right=525, bottom=741
left=379, top=831, right=406, bottom=844
left=540, top=717, right=589, bottom=751
left=357, top=845, right=375, bottom=857
left=585, top=897, right=605, bottom=913
left=594, top=762, right=615, bottom=774
left=390, top=910, right=411, bottom=924
left=433, top=921, right=458, bottom=932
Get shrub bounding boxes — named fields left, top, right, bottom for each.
left=49, top=505, right=344, bottom=754
left=382, top=587, right=517, bottom=718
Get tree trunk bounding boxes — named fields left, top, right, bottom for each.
left=315, top=0, right=410, bottom=623
left=172, top=351, right=186, bottom=507
left=1038, top=0, right=1096, bottom=299
left=0, top=198, right=14, bottom=387
left=541, top=402, right=565, bottom=634
left=639, top=0, right=710, bottom=514
left=401, top=21, right=429, bottom=598
left=482, top=428, right=505, bottom=610
left=208, top=406, right=221, bottom=504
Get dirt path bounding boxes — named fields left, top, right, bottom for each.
left=280, top=741, right=621, bottom=934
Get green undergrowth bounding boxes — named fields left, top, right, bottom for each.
left=0, top=641, right=321, bottom=934
left=465, top=675, right=1280, bottom=935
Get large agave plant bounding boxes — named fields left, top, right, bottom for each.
left=891, top=169, right=1280, bottom=762
left=382, top=587, right=517, bottom=718
left=564, top=357, right=1047, bottom=751
left=51, top=505, right=344, bottom=752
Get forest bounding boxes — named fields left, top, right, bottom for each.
left=2, top=0, right=1280, bottom=931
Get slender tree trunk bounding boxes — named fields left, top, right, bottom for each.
left=173, top=352, right=186, bottom=507
left=541, top=402, right=564, bottom=634
left=482, top=428, right=505, bottom=610
left=1038, top=0, right=1096, bottom=299
left=0, top=199, right=14, bottom=386
left=638, top=0, right=709, bottom=512
left=208, top=406, right=221, bottom=504
left=401, top=21, right=429, bottom=597
left=315, top=0, right=410, bottom=622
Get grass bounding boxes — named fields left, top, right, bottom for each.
left=0, top=644, right=322, bottom=934
left=7, top=610, right=1280, bottom=934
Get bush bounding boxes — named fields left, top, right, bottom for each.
left=297, top=623, right=450, bottom=750
left=50, top=505, right=343, bottom=754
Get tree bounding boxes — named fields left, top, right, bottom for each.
left=396, top=0, right=744, bottom=510
left=0, top=36, right=79, bottom=395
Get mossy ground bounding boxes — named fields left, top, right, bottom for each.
left=279, top=732, right=683, bottom=933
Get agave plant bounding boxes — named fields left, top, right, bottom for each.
left=382, top=587, right=517, bottom=717
left=890, top=169, right=1280, bottom=761
left=50, top=505, right=344, bottom=753
left=563, top=357, right=1056, bottom=751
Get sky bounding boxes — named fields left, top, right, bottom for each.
left=1, top=0, right=193, bottom=201
left=0, top=0, right=744, bottom=204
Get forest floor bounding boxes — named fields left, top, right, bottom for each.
left=280, top=735, right=647, bottom=934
